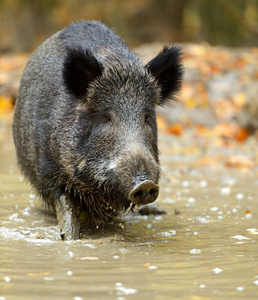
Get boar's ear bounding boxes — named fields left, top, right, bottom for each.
left=145, top=46, right=183, bottom=104
left=63, top=47, right=103, bottom=97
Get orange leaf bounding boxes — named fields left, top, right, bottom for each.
left=78, top=257, right=99, bottom=261
left=213, top=123, right=235, bottom=139
left=156, top=115, right=169, bottom=131
left=236, top=128, right=250, bottom=143
left=167, top=123, right=183, bottom=135
left=210, top=64, right=221, bottom=73
left=195, top=156, right=219, bottom=166
left=225, top=156, right=254, bottom=170
left=0, top=96, right=14, bottom=114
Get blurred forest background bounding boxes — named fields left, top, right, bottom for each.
left=0, top=0, right=257, bottom=139
left=0, top=0, right=258, bottom=52
left=0, top=0, right=257, bottom=175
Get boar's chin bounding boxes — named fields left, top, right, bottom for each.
left=64, top=181, right=133, bottom=226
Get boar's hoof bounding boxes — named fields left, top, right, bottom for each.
left=129, top=180, right=159, bottom=206
left=55, top=195, right=80, bottom=240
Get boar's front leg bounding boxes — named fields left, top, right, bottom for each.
left=55, top=194, right=80, bottom=240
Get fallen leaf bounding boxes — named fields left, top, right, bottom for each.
left=143, top=263, right=151, bottom=267
left=236, top=128, right=250, bottom=142
left=78, top=257, right=99, bottom=261
left=213, top=123, right=235, bottom=139
left=0, top=95, right=14, bottom=114
left=225, top=156, right=254, bottom=170
left=28, top=272, right=51, bottom=276
left=167, top=123, right=183, bottom=135
left=195, top=156, right=220, bottom=166
left=156, top=115, right=169, bottom=131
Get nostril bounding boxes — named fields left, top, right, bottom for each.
left=149, top=188, right=157, bottom=196
left=134, top=190, right=143, bottom=198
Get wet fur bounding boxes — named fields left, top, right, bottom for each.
left=13, top=21, right=183, bottom=229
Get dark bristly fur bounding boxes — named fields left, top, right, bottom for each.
left=12, top=20, right=183, bottom=240
left=63, top=48, right=104, bottom=97
left=146, top=46, right=183, bottom=102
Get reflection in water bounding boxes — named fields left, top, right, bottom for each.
left=1, top=120, right=258, bottom=299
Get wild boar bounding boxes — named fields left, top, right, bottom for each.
left=13, top=21, right=183, bottom=240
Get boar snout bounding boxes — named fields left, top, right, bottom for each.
left=129, top=180, right=159, bottom=206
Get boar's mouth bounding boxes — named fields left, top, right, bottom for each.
left=129, top=180, right=159, bottom=206
left=65, top=174, right=159, bottom=226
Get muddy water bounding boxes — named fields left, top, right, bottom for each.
left=1, top=119, right=258, bottom=300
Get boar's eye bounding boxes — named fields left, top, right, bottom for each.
left=144, top=113, right=151, bottom=123
left=103, top=113, right=112, bottom=123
